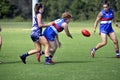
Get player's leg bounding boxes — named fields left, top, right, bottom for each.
left=36, top=40, right=44, bottom=62
left=36, top=40, right=56, bottom=64
left=20, top=42, right=41, bottom=64
left=90, top=33, right=107, bottom=58
left=108, top=32, right=120, bottom=58
left=0, top=36, right=2, bottom=63
left=36, top=36, right=46, bottom=62
left=36, top=51, right=44, bottom=62
left=39, top=36, right=53, bottom=64
left=0, top=36, right=2, bottom=49
left=48, top=40, right=57, bottom=63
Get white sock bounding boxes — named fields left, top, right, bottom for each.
left=116, top=53, right=120, bottom=55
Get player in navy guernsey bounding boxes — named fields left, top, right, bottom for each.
left=90, top=3, right=120, bottom=58
left=20, top=3, right=53, bottom=65
left=36, top=12, right=73, bottom=63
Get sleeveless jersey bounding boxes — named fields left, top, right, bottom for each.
left=30, top=13, right=42, bottom=42
left=53, top=18, right=64, bottom=32
left=99, top=8, right=114, bottom=34
left=43, top=18, right=65, bottom=41
left=32, top=13, right=42, bottom=35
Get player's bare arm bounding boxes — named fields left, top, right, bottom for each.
left=37, top=14, right=53, bottom=27
left=55, top=35, right=61, bottom=48
left=112, top=14, right=120, bottom=28
left=94, top=12, right=102, bottom=33
left=62, top=23, right=73, bottom=38
left=42, top=21, right=54, bottom=28
left=37, top=13, right=43, bottom=27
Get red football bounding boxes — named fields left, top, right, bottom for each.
left=81, top=29, right=91, bottom=37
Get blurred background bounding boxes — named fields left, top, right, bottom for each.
left=0, top=0, right=120, bottom=22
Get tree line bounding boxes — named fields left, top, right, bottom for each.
left=0, top=0, right=120, bottom=21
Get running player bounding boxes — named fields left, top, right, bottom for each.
left=90, top=3, right=120, bottom=58
left=36, top=12, right=73, bottom=63
left=20, top=3, right=53, bottom=64
left=0, top=27, right=2, bottom=63
left=0, top=27, right=2, bottom=50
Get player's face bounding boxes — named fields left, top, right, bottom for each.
left=39, top=7, right=44, bottom=13
left=65, top=18, right=71, bottom=23
left=103, top=4, right=109, bottom=12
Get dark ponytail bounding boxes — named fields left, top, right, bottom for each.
left=103, top=0, right=109, bottom=6
left=34, top=3, right=43, bottom=15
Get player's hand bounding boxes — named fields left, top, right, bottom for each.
left=0, top=27, right=2, bottom=32
left=68, top=34, right=73, bottom=39
left=70, top=35, right=73, bottom=39
left=93, top=29, right=96, bottom=34
left=115, top=23, right=120, bottom=28
left=58, top=41, right=61, bottom=48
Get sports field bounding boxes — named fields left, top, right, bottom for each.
left=0, top=21, right=120, bottom=80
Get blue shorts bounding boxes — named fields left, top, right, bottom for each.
left=31, top=32, right=42, bottom=42
left=43, top=27, right=57, bottom=41
left=100, top=24, right=114, bottom=34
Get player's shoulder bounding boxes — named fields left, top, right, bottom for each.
left=100, top=9, right=105, bottom=13
left=54, top=18, right=65, bottom=24
left=100, top=9, right=106, bottom=16
left=109, top=8, right=114, bottom=13
left=55, top=18, right=64, bottom=21
left=37, top=13, right=42, bottom=16
left=36, top=12, right=42, bottom=17
left=109, top=8, right=113, bottom=11
left=61, top=22, right=68, bottom=28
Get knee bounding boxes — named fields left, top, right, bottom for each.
left=36, top=48, right=41, bottom=53
left=44, top=43, right=49, bottom=48
left=50, top=47, right=57, bottom=52
left=113, top=39, right=118, bottom=44
left=101, top=41, right=107, bottom=46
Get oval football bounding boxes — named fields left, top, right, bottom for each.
left=81, top=29, right=90, bottom=37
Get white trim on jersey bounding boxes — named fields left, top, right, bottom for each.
left=50, top=26, right=58, bottom=34
left=100, top=20, right=112, bottom=24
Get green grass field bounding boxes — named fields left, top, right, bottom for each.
left=0, top=21, right=120, bottom=80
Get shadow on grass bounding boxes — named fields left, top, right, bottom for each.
left=106, top=56, right=120, bottom=58
left=55, top=60, right=93, bottom=64
left=95, top=56, right=119, bottom=59
left=0, top=61, right=21, bottom=64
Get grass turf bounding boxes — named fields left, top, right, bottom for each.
left=0, top=21, right=120, bottom=80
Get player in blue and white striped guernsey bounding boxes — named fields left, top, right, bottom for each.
left=90, top=3, right=120, bottom=58
left=36, top=12, right=73, bottom=63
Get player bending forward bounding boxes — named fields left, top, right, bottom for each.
left=36, top=12, right=73, bottom=63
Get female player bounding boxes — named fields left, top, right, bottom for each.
left=20, top=3, right=53, bottom=64
left=36, top=12, right=73, bottom=63
left=90, top=3, right=120, bottom=58
left=0, top=27, right=2, bottom=63
left=0, top=27, right=2, bottom=50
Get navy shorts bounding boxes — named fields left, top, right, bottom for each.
left=31, top=32, right=42, bottom=42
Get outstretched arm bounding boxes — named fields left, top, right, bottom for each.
left=55, top=35, right=61, bottom=48
left=37, top=14, right=53, bottom=27
left=62, top=23, right=73, bottom=39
